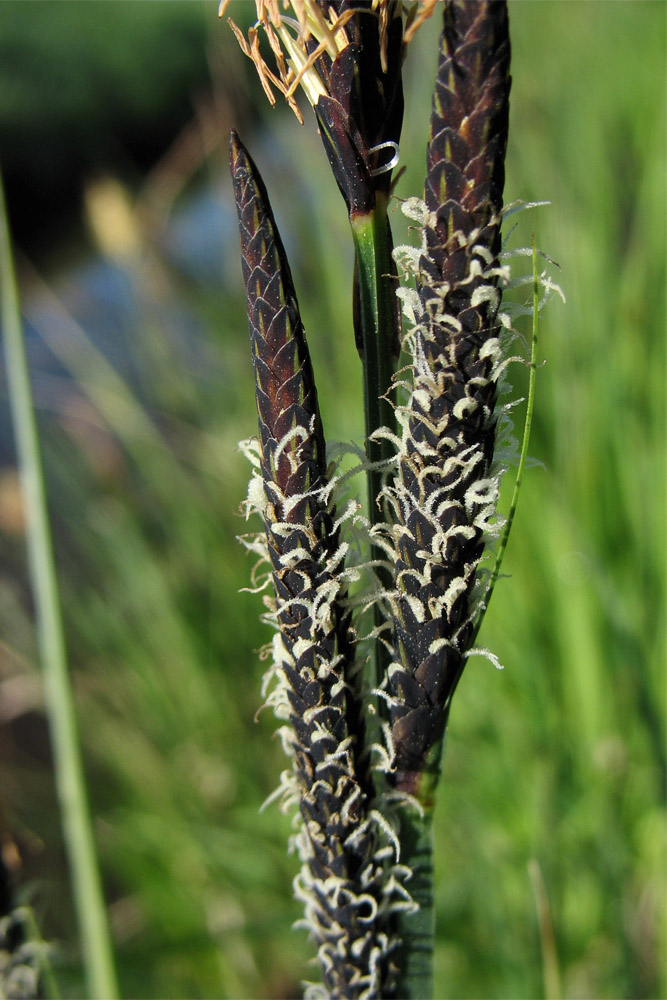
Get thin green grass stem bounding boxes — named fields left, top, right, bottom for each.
left=474, top=234, right=540, bottom=638
left=0, top=173, right=119, bottom=1000
left=349, top=194, right=397, bottom=691
left=528, top=859, right=563, bottom=1000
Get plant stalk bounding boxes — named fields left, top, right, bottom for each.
left=349, top=191, right=398, bottom=689
left=0, top=173, right=119, bottom=1000
left=473, top=234, right=540, bottom=640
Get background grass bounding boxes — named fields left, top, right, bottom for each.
left=0, top=2, right=664, bottom=998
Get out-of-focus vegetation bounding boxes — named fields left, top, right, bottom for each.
left=0, top=2, right=664, bottom=998
left=0, top=1, right=220, bottom=263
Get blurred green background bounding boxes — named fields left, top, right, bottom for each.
left=0, top=1, right=664, bottom=998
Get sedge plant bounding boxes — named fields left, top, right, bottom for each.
left=224, top=1, right=559, bottom=996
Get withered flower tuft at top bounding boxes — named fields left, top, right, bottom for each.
left=221, top=0, right=405, bottom=216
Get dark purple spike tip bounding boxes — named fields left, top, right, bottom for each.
left=229, top=129, right=326, bottom=496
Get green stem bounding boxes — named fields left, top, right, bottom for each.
left=473, top=234, right=540, bottom=639
left=349, top=193, right=398, bottom=689
left=393, top=804, right=435, bottom=999
left=350, top=198, right=438, bottom=999
left=0, top=173, right=119, bottom=1000
left=392, top=726, right=447, bottom=998
left=349, top=196, right=397, bottom=458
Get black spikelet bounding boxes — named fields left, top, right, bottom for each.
left=386, top=1, right=511, bottom=796
left=231, top=130, right=408, bottom=999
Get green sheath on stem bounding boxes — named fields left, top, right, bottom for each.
left=350, top=195, right=397, bottom=467
left=350, top=192, right=398, bottom=690
left=475, top=234, right=540, bottom=631
left=0, top=174, right=118, bottom=1000
left=394, top=807, right=435, bottom=1000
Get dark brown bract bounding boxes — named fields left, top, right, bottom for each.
left=308, top=1, right=404, bottom=216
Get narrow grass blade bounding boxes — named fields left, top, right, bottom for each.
left=474, top=233, right=540, bottom=633
left=0, top=172, right=119, bottom=1000
left=528, top=858, right=562, bottom=1000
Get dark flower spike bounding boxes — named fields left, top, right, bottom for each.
left=230, top=130, right=410, bottom=999
left=422, top=0, right=511, bottom=302
left=387, top=0, right=512, bottom=801
left=221, top=0, right=411, bottom=707
left=230, top=129, right=326, bottom=512
left=0, top=908, right=43, bottom=1000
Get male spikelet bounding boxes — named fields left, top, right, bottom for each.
left=386, top=0, right=511, bottom=796
left=221, top=0, right=405, bottom=365
left=221, top=1, right=404, bottom=216
left=230, top=131, right=410, bottom=999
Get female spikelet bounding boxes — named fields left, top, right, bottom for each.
left=387, top=0, right=512, bottom=797
left=230, top=132, right=408, bottom=998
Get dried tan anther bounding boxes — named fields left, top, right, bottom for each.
left=225, top=10, right=304, bottom=120
left=403, top=0, right=438, bottom=45
left=223, top=1, right=406, bottom=219
left=280, top=10, right=355, bottom=104
left=220, top=0, right=356, bottom=121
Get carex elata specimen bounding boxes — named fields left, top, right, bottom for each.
left=225, top=2, right=548, bottom=996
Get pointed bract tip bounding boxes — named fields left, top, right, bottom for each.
left=229, top=128, right=243, bottom=166
left=229, top=130, right=255, bottom=196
